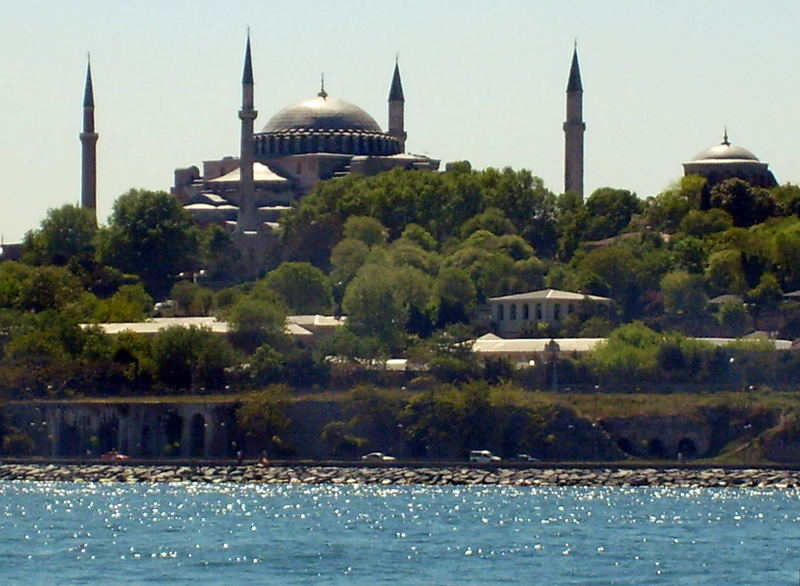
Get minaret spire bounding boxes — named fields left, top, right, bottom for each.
left=388, top=58, right=406, bottom=153
left=237, top=32, right=258, bottom=232
left=80, top=56, right=98, bottom=219
left=242, top=33, right=253, bottom=85
left=563, top=44, right=585, bottom=196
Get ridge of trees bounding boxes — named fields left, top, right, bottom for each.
left=1, top=169, right=800, bottom=398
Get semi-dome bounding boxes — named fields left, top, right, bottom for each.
left=262, top=94, right=382, bottom=133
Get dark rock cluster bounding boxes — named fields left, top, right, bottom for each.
left=0, top=464, right=799, bottom=488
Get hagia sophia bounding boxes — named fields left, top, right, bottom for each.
left=75, top=36, right=779, bottom=236
left=0, top=36, right=781, bottom=263
left=169, top=38, right=440, bottom=232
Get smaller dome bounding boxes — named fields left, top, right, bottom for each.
left=692, top=134, right=760, bottom=162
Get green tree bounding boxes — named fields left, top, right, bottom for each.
left=235, top=385, right=291, bottom=456
left=555, top=191, right=589, bottom=260
left=22, top=204, right=97, bottom=266
left=431, top=266, right=477, bottom=326
left=678, top=208, right=734, bottom=238
left=222, top=296, right=289, bottom=353
left=97, top=189, right=200, bottom=298
left=573, top=246, right=643, bottom=317
left=443, top=242, right=516, bottom=301
left=330, top=238, right=370, bottom=286
left=709, top=178, right=777, bottom=227
left=480, top=168, right=558, bottom=257
left=170, top=280, right=203, bottom=316
left=772, top=183, right=800, bottom=216
left=92, top=283, right=153, bottom=322
left=398, top=223, right=437, bottom=251
left=342, top=216, right=388, bottom=247
left=460, top=207, right=515, bottom=238
left=748, top=272, right=783, bottom=307
left=341, top=264, right=407, bottom=353
left=716, top=301, right=752, bottom=337
left=670, top=235, right=709, bottom=273
left=386, top=241, right=441, bottom=276
left=660, top=270, right=708, bottom=316
left=584, top=322, right=661, bottom=381
left=151, top=326, right=235, bottom=390
left=249, top=344, right=284, bottom=386
left=12, top=265, right=83, bottom=312
left=584, top=187, right=642, bottom=240
left=705, top=249, right=747, bottom=295
left=644, top=188, right=691, bottom=233
left=259, top=262, right=333, bottom=314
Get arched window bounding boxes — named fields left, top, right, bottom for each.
left=522, top=304, right=529, bottom=320
left=554, top=303, right=561, bottom=320
left=510, top=304, right=517, bottom=320
left=536, top=303, right=542, bottom=320
left=497, top=305, right=505, bottom=320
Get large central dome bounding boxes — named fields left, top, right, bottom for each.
left=262, top=94, right=382, bottom=133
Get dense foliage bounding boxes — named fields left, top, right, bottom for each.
left=3, top=169, right=800, bottom=399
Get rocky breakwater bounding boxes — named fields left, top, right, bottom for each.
left=1, top=464, right=800, bottom=488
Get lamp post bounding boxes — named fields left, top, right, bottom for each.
left=545, top=339, right=560, bottom=392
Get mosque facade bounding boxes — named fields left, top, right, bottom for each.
left=69, top=39, right=780, bottom=241
left=170, top=38, right=439, bottom=233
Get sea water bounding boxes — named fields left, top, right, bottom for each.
left=0, top=482, right=797, bottom=585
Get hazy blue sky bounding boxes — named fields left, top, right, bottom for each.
left=1, top=0, right=798, bottom=241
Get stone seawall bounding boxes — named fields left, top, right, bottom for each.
left=1, top=464, right=799, bottom=488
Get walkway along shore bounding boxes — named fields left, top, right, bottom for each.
left=1, top=463, right=800, bottom=488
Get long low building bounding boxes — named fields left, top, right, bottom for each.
left=472, top=333, right=795, bottom=366
left=82, top=315, right=345, bottom=345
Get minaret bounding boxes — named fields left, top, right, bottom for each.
left=388, top=58, right=406, bottom=153
left=80, top=58, right=98, bottom=219
left=237, top=34, right=258, bottom=232
left=563, top=44, right=585, bottom=197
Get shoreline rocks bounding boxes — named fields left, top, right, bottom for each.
left=0, top=464, right=799, bottom=488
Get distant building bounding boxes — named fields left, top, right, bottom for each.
left=172, top=39, right=439, bottom=233
left=683, top=131, right=777, bottom=189
left=0, top=242, right=23, bottom=262
left=472, top=332, right=794, bottom=367
left=83, top=314, right=345, bottom=346
left=488, top=289, right=611, bottom=337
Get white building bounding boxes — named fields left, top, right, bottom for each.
left=488, top=289, right=611, bottom=337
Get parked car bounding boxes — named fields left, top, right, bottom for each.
left=361, top=452, right=396, bottom=462
left=469, top=450, right=501, bottom=463
left=514, top=453, right=538, bottom=462
left=100, top=449, right=129, bottom=461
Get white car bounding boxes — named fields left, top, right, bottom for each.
left=361, top=452, right=396, bottom=462
left=469, top=450, right=501, bottom=463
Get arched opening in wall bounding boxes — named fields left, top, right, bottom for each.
left=647, top=438, right=665, bottom=458
left=140, top=425, right=152, bottom=457
left=616, top=438, right=634, bottom=455
left=676, top=437, right=698, bottom=458
left=97, top=419, right=119, bottom=452
left=59, top=424, right=81, bottom=456
left=190, top=414, right=206, bottom=458
left=164, top=410, right=183, bottom=455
